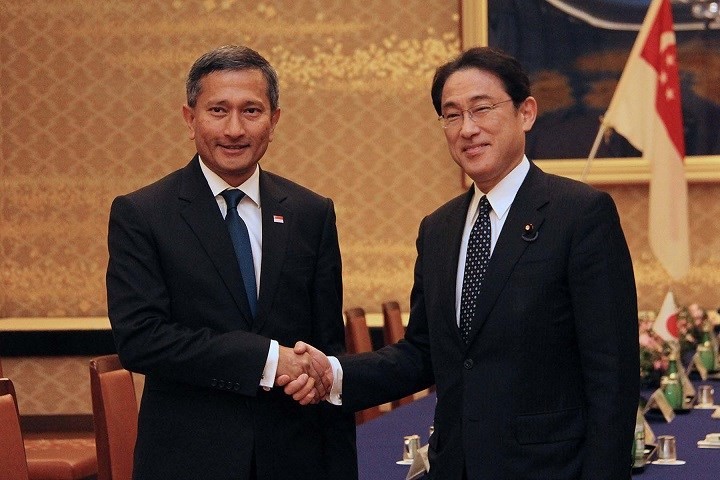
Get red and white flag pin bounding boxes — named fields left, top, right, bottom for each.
left=273, top=215, right=284, bottom=223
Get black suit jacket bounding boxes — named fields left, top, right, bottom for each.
left=340, top=162, right=639, bottom=480
left=106, top=156, right=356, bottom=480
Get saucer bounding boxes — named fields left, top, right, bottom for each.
left=651, top=459, right=686, bottom=465
left=697, top=440, right=720, bottom=449
left=396, top=459, right=413, bottom=465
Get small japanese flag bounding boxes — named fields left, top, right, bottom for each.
left=653, top=290, right=679, bottom=342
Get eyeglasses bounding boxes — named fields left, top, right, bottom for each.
left=438, top=99, right=514, bottom=129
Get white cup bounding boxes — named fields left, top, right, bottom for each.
left=657, top=435, right=677, bottom=462
left=403, top=435, right=421, bottom=461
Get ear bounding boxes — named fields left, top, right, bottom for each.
left=268, top=108, right=281, bottom=142
left=519, top=96, right=537, bottom=132
left=181, top=104, right=196, bottom=140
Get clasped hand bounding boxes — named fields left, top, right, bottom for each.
left=275, top=342, right=332, bottom=405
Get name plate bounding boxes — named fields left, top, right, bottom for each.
left=643, top=388, right=676, bottom=423
left=678, top=360, right=696, bottom=401
left=689, top=352, right=710, bottom=381
left=644, top=416, right=656, bottom=444
left=405, top=444, right=429, bottom=480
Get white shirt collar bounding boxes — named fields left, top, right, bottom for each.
left=470, top=156, right=530, bottom=220
left=198, top=158, right=261, bottom=208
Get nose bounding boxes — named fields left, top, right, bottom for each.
left=459, top=111, right=481, bottom=137
left=224, top=112, right=245, bottom=138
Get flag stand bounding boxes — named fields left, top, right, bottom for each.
left=581, top=125, right=607, bottom=183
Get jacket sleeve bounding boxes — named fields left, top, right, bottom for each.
left=569, top=191, right=639, bottom=480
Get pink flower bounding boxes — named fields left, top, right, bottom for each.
left=688, top=303, right=705, bottom=322
left=654, top=356, right=669, bottom=371
left=639, top=333, right=654, bottom=348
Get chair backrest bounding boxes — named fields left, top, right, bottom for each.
left=343, top=308, right=383, bottom=424
left=0, top=378, right=30, bottom=480
left=344, top=307, right=373, bottom=353
left=89, top=355, right=138, bottom=480
left=382, top=300, right=405, bottom=346
left=381, top=301, right=415, bottom=408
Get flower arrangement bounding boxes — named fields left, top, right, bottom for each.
left=638, top=311, right=669, bottom=388
left=676, top=303, right=710, bottom=365
left=639, top=303, right=718, bottom=387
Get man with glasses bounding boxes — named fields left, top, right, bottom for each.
left=106, top=45, right=356, bottom=480
left=285, top=47, right=639, bottom=479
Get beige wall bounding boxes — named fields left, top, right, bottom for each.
left=1, top=0, right=719, bottom=322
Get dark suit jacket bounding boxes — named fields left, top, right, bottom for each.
left=106, top=156, right=356, bottom=480
left=340, top=162, right=639, bottom=480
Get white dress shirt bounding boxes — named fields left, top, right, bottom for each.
left=454, top=157, right=529, bottom=326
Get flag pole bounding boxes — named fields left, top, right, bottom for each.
left=581, top=124, right=607, bottom=183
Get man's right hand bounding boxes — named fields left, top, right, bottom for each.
left=276, top=341, right=333, bottom=404
left=276, top=345, right=320, bottom=403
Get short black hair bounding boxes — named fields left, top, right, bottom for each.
left=431, top=46, right=531, bottom=115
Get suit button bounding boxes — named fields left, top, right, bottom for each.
left=218, top=380, right=226, bottom=388
left=211, top=378, right=218, bottom=387
left=463, top=359, right=474, bottom=370
left=234, top=383, right=240, bottom=391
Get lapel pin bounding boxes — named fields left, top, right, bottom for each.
left=522, top=223, right=538, bottom=242
left=273, top=215, right=284, bottom=224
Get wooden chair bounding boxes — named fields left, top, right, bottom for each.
left=89, top=355, right=138, bottom=480
left=381, top=301, right=414, bottom=408
left=0, top=355, right=97, bottom=480
left=0, top=377, right=30, bottom=480
left=344, top=307, right=375, bottom=354
left=381, top=300, right=405, bottom=347
left=343, top=307, right=383, bottom=424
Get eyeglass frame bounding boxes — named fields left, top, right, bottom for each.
left=437, top=98, right=515, bottom=129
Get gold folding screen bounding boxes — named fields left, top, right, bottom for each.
left=2, top=0, right=720, bottom=318
left=0, top=0, right=460, bottom=316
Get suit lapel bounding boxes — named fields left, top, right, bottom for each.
left=436, top=189, right=475, bottom=345
left=253, top=171, right=291, bottom=332
left=177, top=157, right=254, bottom=327
left=464, top=163, right=549, bottom=347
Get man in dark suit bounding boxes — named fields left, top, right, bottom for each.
left=287, top=47, right=639, bottom=479
left=106, top=45, right=356, bottom=480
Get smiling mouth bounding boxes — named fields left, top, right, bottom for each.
left=221, top=144, right=249, bottom=151
left=464, top=142, right=489, bottom=155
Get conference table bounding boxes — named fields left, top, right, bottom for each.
left=356, top=388, right=720, bottom=479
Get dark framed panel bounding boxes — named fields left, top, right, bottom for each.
left=462, top=0, right=720, bottom=183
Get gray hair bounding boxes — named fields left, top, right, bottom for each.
left=186, top=45, right=279, bottom=110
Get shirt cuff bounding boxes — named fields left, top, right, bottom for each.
left=260, top=340, right=279, bottom=390
left=327, top=355, right=343, bottom=405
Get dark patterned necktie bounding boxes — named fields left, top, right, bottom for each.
left=221, top=189, right=257, bottom=318
left=459, top=195, right=491, bottom=343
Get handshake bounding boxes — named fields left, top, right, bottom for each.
left=275, top=342, right=334, bottom=405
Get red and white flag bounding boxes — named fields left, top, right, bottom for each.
left=601, top=0, right=690, bottom=280
left=653, top=290, right=679, bottom=341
